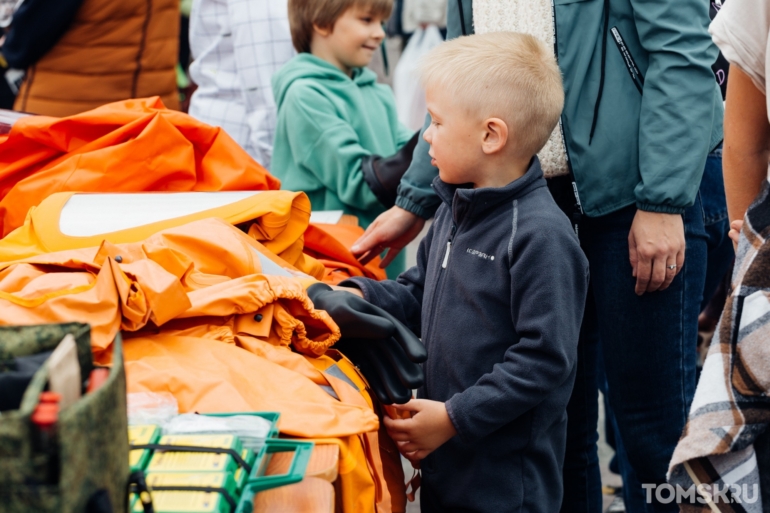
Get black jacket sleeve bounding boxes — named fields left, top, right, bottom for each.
left=340, top=221, right=435, bottom=336
left=2, top=0, right=85, bottom=69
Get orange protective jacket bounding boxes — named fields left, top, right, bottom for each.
left=0, top=212, right=403, bottom=512
left=13, top=0, right=179, bottom=117
left=0, top=218, right=404, bottom=511
left=0, top=98, right=279, bottom=238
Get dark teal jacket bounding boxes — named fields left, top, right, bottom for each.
left=396, top=0, right=724, bottom=218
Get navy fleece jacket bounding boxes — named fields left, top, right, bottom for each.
left=344, top=158, right=589, bottom=512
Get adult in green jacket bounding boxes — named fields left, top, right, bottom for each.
left=353, top=0, right=724, bottom=512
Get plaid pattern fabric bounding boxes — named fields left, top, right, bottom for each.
left=669, top=181, right=770, bottom=512
left=188, top=0, right=294, bottom=170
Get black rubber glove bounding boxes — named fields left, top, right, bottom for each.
left=307, top=283, right=426, bottom=404
left=361, top=130, right=421, bottom=209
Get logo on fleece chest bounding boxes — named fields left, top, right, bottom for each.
left=466, top=248, right=495, bottom=261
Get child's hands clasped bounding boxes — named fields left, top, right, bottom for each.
left=383, top=399, right=457, bottom=462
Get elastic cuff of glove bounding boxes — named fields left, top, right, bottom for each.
left=305, top=282, right=333, bottom=302
left=338, top=278, right=371, bottom=301
left=362, top=156, right=396, bottom=209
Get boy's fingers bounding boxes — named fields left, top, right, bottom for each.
left=399, top=441, right=422, bottom=453
left=387, top=430, right=412, bottom=442
left=383, top=415, right=413, bottom=433
left=382, top=415, right=404, bottom=429
left=393, top=399, right=423, bottom=413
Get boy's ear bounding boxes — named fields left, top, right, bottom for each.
left=481, top=118, right=509, bottom=155
left=313, top=23, right=332, bottom=37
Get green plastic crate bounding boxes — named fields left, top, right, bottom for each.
left=199, top=412, right=280, bottom=492
left=235, top=439, right=314, bottom=513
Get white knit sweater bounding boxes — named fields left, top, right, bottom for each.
left=473, top=0, right=569, bottom=177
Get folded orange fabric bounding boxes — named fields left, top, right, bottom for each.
left=0, top=218, right=335, bottom=355
left=304, top=223, right=387, bottom=284
left=0, top=215, right=402, bottom=511
left=0, top=97, right=279, bottom=237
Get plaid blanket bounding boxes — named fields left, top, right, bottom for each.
left=669, top=182, right=770, bottom=512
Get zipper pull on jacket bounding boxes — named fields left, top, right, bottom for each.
left=442, top=224, right=457, bottom=269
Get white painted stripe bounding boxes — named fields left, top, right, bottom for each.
left=59, top=191, right=260, bottom=236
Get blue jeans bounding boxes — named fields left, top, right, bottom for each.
left=561, top=283, right=602, bottom=513
left=554, top=148, right=733, bottom=513
left=560, top=184, right=710, bottom=512
left=609, top=149, right=733, bottom=511
left=699, top=147, right=733, bottom=312
left=594, top=199, right=706, bottom=512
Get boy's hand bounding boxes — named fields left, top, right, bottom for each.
left=383, top=399, right=457, bottom=460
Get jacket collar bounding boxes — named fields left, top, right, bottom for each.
left=431, top=158, right=547, bottom=224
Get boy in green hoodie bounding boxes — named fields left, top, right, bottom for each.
left=272, top=0, right=416, bottom=275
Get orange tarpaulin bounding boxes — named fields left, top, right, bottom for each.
left=0, top=102, right=404, bottom=511
left=0, top=217, right=401, bottom=511
left=0, top=97, right=279, bottom=237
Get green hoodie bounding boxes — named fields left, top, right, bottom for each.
left=271, top=53, right=413, bottom=228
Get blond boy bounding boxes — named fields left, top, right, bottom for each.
left=338, top=33, right=589, bottom=511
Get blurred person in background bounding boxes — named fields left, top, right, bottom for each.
left=178, top=0, right=194, bottom=112
left=188, top=0, right=293, bottom=170
left=711, top=0, right=770, bottom=242
left=0, top=34, right=14, bottom=109
left=0, top=0, right=179, bottom=116
left=402, top=0, right=445, bottom=41
left=271, top=0, right=417, bottom=277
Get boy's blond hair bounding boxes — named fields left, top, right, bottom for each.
left=421, top=32, right=564, bottom=159
left=288, top=0, right=393, bottom=54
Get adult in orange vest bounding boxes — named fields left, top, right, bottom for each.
left=1, top=0, right=179, bottom=116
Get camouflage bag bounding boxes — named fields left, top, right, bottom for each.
left=0, top=323, right=129, bottom=513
